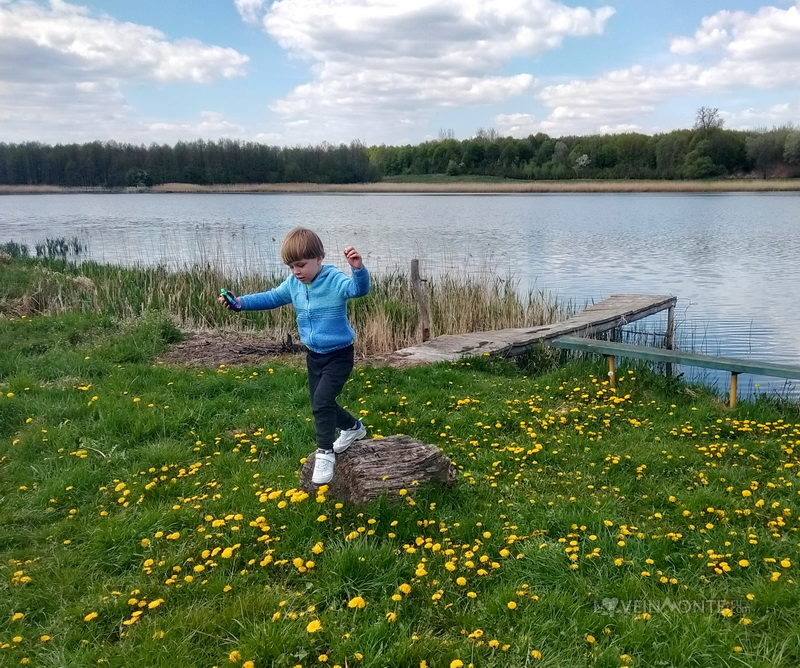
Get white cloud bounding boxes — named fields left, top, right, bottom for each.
left=145, top=112, right=247, bottom=142
left=728, top=99, right=800, bottom=128
left=670, top=11, right=739, bottom=55
left=494, top=113, right=539, bottom=138
left=0, top=0, right=249, bottom=83
left=670, top=4, right=800, bottom=62
left=0, top=0, right=249, bottom=141
left=234, top=0, right=266, bottom=25
left=242, top=0, right=614, bottom=143
left=532, top=2, right=800, bottom=135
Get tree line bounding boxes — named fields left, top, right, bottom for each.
left=0, top=139, right=380, bottom=187
left=370, top=124, right=800, bottom=181
left=1, top=119, right=798, bottom=187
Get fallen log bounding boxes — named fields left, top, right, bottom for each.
left=300, top=435, right=457, bottom=504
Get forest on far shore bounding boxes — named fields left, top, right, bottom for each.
left=2, top=109, right=799, bottom=187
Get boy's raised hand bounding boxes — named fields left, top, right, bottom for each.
left=343, top=246, right=363, bottom=270
left=218, top=294, right=242, bottom=311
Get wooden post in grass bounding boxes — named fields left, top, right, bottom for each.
left=665, top=304, right=676, bottom=377
left=729, top=372, right=739, bottom=408
left=606, top=354, right=617, bottom=389
left=410, top=259, right=431, bottom=342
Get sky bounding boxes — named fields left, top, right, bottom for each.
left=1, top=0, right=799, bottom=147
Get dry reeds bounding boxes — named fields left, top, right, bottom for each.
left=2, top=259, right=568, bottom=356
left=151, top=179, right=800, bottom=193
left=4, top=179, right=798, bottom=195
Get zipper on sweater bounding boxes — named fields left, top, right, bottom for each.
left=305, top=284, right=313, bottom=348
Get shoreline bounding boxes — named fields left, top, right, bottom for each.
left=1, top=178, right=799, bottom=195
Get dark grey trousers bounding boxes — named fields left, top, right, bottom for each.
left=306, top=344, right=358, bottom=451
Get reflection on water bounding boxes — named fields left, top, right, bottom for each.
left=2, top=191, right=798, bottom=398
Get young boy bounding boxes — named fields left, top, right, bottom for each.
left=218, top=227, right=370, bottom=484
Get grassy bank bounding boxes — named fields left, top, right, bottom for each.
left=0, top=255, right=566, bottom=356
left=1, top=310, right=799, bottom=667
left=3, top=178, right=800, bottom=195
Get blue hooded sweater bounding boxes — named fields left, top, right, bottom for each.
left=238, top=265, right=370, bottom=354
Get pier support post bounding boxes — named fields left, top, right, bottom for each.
left=410, top=259, right=431, bottom=342
left=606, top=354, right=617, bottom=389
left=729, top=372, right=739, bottom=408
left=665, top=305, right=676, bottom=377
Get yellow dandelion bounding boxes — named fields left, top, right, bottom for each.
left=348, top=596, right=367, bottom=609
left=386, top=611, right=398, bottom=622
left=306, top=619, right=323, bottom=633
left=228, top=650, right=242, bottom=662
left=531, top=649, right=543, bottom=659
left=83, top=612, right=99, bottom=622
left=507, top=601, right=517, bottom=609
left=11, top=612, right=25, bottom=622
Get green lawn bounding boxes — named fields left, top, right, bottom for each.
left=1, top=312, right=799, bottom=667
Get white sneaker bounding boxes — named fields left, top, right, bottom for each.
left=333, top=420, right=367, bottom=454
left=312, top=449, right=336, bottom=484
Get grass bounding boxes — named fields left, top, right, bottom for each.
left=1, top=308, right=799, bottom=667
left=0, top=255, right=567, bottom=357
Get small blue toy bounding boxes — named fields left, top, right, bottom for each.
left=219, top=288, right=241, bottom=311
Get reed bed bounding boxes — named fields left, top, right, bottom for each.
left=0, top=256, right=568, bottom=356
left=0, top=185, right=109, bottom=194
left=150, top=179, right=800, bottom=193
left=4, top=179, right=798, bottom=195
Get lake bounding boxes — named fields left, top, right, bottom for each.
left=2, top=191, right=798, bottom=398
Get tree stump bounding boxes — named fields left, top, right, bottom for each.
left=299, top=435, right=457, bottom=504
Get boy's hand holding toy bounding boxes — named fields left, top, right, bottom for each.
left=218, top=288, right=242, bottom=311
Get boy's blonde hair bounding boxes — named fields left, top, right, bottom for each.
left=280, top=227, right=325, bottom=264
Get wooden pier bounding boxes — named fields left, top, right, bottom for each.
left=386, top=294, right=677, bottom=366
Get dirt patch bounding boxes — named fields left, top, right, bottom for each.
left=157, top=331, right=305, bottom=367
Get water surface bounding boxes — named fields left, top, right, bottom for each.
left=2, top=192, right=798, bottom=397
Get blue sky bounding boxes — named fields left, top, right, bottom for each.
left=1, top=0, right=798, bottom=146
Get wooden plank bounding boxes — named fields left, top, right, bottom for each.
left=388, top=294, right=677, bottom=366
left=552, top=335, right=800, bottom=380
